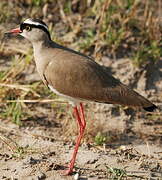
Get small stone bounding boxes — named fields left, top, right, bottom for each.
left=24, top=156, right=38, bottom=165
left=37, top=171, right=46, bottom=180
left=120, top=145, right=127, bottom=151
left=74, top=173, right=79, bottom=180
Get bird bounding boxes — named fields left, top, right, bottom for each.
left=5, top=18, right=157, bottom=175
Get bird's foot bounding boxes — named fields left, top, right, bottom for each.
left=60, top=167, right=73, bottom=176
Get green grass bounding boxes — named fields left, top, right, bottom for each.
left=106, top=166, right=127, bottom=179
left=106, top=166, right=143, bottom=179
left=3, top=101, right=23, bottom=126
left=94, top=132, right=107, bottom=146
left=132, top=40, right=161, bottom=67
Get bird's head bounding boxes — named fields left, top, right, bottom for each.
left=6, top=18, right=51, bottom=42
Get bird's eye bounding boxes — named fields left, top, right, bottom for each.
left=25, top=26, right=31, bottom=31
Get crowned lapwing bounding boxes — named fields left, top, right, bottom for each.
left=6, top=18, right=157, bottom=175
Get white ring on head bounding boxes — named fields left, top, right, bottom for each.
left=23, top=19, right=48, bottom=31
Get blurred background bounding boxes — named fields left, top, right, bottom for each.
left=0, top=0, right=162, bottom=179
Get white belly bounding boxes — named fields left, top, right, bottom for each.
left=48, top=85, right=80, bottom=107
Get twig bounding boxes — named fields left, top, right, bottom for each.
left=0, top=135, right=15, bottom=152
left=0, top=83, right=32, bottom=92
left=0, top=99, right=68, bottom=104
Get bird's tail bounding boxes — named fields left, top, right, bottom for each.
left=106, top=84, right=158, bottom=112
left=143, top=104, right=157, bottom=112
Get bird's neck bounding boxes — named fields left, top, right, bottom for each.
left=32, top=39, right=52, bottom=61
left=31, top=40, right=51, bottom=80
left=32, top=40, right=48, bottom=52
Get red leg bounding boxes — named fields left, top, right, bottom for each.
left=80, top=103, right=86, bottom=128
left=63, top=103, right=86, bottom=175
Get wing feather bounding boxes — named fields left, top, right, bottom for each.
left=43, top=50, right=154, bottom=108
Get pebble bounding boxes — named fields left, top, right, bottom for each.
left=74, top=173, right=79, bottom=180
left=37, top=171, right=46, bottom=180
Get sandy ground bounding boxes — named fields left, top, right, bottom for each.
left=0, top=118, right=162, bottom=180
